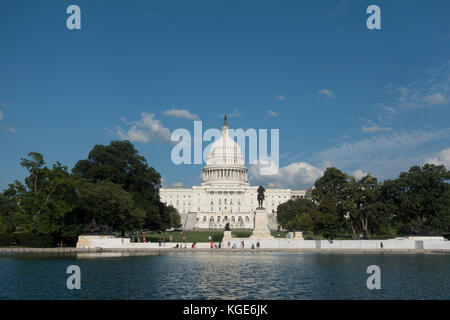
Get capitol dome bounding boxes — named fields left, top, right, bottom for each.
left=202, top=116, right=248, bottom=185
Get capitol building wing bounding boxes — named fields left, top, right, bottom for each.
left=160, top=118, right=306, bottom=230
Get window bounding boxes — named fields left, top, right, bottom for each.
left=203, top=216, right=207, bottom=222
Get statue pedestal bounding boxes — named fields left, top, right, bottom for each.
left=250, top=207, right=274, bottom=239
left=294, top=231, right=304, bottom=240
left=223, top=230, right=232, bottom=240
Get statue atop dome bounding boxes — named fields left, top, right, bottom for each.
left=223, top=114, right=227, bottom=126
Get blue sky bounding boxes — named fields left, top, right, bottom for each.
left=1, top=0, right=450, bottom=190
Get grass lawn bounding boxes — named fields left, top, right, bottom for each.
left=271, top=231, right=288, bottom=238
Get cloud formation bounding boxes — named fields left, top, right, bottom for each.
left=311, top=128, right=450, bottom=179
left=317, top=89, right=335, bottom=99
left=249, top=161, right=323, bottom=189
left=163, top=108, right=199, bottom=120
left=422, top=93, right=447, bottom=105
left=0, top=109, right=18, bottom=133
left=425, top=148, right=450, bottom=169
left=361, top=126, right=392, bottom=133
left=267, top=110, right=278, bottom=117
left=117, top=112, right=171, bottom=143
left=353, top=169, right=369, bottom=180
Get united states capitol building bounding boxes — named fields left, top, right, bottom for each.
left=160, top=118, right=307, bottom=230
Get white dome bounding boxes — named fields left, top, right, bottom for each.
left=206, top=125, right=245, bottom=166
left=202, top=116, right=248, bottom=185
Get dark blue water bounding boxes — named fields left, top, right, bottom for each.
left=0, top=252, right=448, bottom=299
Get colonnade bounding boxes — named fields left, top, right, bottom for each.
left=203, top=168, right=248, bottom=181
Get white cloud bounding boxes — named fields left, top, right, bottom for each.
left=385, top=62, right=450, bottom=113
left=267, top=110, right=278, bottom=117
left=362, top=126, right=392, bottom=133
left=353, top=169, right=369, bottom=180
left=425, top=148, right=450, bottom=169
left=163, top=108, right=199, bottom=120
left=423, top=93, right=447, bottom=105
left=117, top=112, right=171, bottom=143
left=249, top=161, right=323, bottom=189
left=317, top=89, right=335, bottom=99
left=310, top=128, right=450, bottom=179
left=276, top=95, right=285, bottom=101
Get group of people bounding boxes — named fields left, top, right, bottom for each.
left=131, top=233, right=148, bottom=243
left=224, top=240, right=261, bottom=249
left=131, top=233, right=263, bottom=249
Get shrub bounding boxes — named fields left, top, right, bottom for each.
left=0, top=233, right=55, bottom=248
left=212, top=233, right=224, bottom=242
left=0, top=233, right=13, bottom=246
left=232, top=231, right=252, bottom=238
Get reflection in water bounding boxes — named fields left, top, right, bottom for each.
left=0, top=252, right=449, bottom=299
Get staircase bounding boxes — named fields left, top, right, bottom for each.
left=182, top=212, right=198, bottom=230
left=266, top=213, right=279, bottom=231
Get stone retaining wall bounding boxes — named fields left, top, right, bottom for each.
left=74, top=235, right=450, bottom=251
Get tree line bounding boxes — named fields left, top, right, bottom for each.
left=277, top=165, right=450, bottom=239
left=0, top=140, right=181, bottom=245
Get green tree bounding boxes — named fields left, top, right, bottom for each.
left=0, top=194, right=18, bottom=233
left=72, top=140, right=171, bottom=230
left=167, top=205, right=182, bottom=229
left=73, top=181, right=146, bottom=234
left=312, top=167, right=355, bottom=238
left=3, top=152, right=78, bottom=237
left=353, top=175, right=388, bottom=239
left=277, top=198, right=318, bottom=231
left=383, top=164, right=450, bottom=234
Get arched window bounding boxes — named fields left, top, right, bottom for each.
left=238, top=216, right=243, bottom=222
left=231, top=216, right=235, bottom=222
left=203, top=216, right=207, bottom=222
left=224, top=216, right=228, bottom=221
left=217, top=216, right=221, bottom=221
left=210, top=216, right=214, bottom=222
left=245, top=216, right=250, bottom=222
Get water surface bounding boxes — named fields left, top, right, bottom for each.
left=0, top=252, right=448, bottom=299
